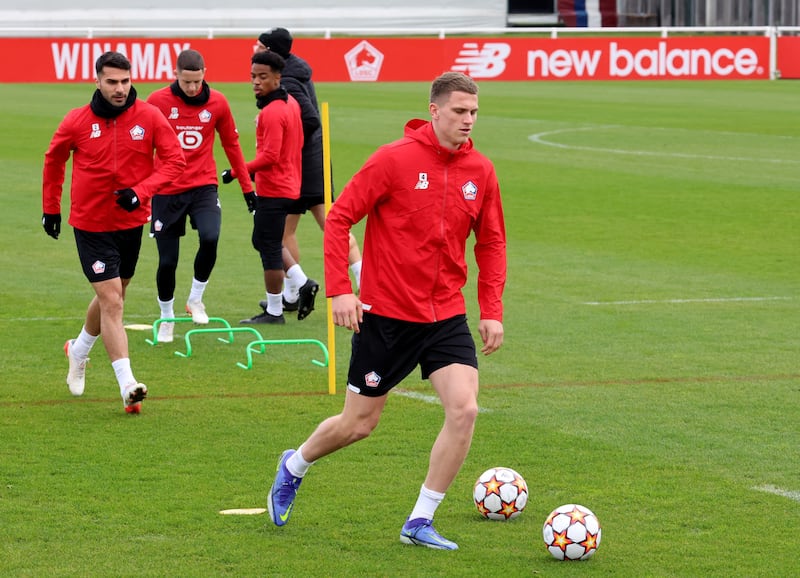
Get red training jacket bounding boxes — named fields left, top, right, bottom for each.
left=42, top=99, right=185, bottom=232
left=146, top=85, right=251, bottom=195
left=244, top=95, right=303, bottom=200
left=324, top=119, right=506, bottom=323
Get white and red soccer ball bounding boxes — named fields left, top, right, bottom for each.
left=473, top=467, right=528, bottom=520
left=542, top=503, right=602, bottom=560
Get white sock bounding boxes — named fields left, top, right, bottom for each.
left=112, top=358, right=136, bottom=390
left=286, top=444, right=314, bottom=478
left=188, top=278, right=208, bottom=303
left=281, top=280, right=295, bottom=303
left=158, top=298, right=175, bottom=319
left=350, top=260, right=362, bottom=290
left=408, top=484, right=445, bottom=521
left=284, top=264, right=307, bottom=298
left=266, top=292, right=283, bottom=316
left=72, top=326, right=98, bottom=359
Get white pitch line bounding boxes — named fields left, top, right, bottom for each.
left=393, top=389, right=491, bottom=413
left=583, top=297, right=791, bottom=306
left=753, top=485, right=800, bottom=503
left=529, top=126, right=800, bottom=165
left=4, top=313, right=161, bottom=322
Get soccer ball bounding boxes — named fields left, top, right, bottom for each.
left=473, top=467, right=528, bottom=520
left=542, top=504, right=601, bottom=560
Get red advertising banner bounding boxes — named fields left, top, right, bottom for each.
left=0, top=36, right=772, bottom=83
left=777, top=36, right=800, bottom=79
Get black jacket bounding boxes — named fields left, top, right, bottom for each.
left=281, top=54, right=324, bottom=195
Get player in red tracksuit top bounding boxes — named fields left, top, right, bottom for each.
left=227, top=50, right=318, bottom=325
left=266, top=72, right=506, bottom=550
left=255, top=27, right=364, bottom=306
left=42, top=51, right=186, bottom=414
left=146, top=49, right=253, bottom=342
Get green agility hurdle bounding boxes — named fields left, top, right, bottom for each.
left=173, top=326, right=265, bottom=358
left=237, top=338, right=329, bottom=370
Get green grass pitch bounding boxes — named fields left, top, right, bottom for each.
left=0, top=79, right=798, bottom=576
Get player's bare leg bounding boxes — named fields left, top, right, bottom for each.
left=283, top=213, right=301, bottom=263
left=268, top=391, right=387, bottom=526
left=398, top=364, right=477, bottom=550
left=425, top=363, right=480, bottom=492
left=89, top=277, right=146, bottom=412
left=88, top=277, right=130, bottom=361
left=303, top=390, right=388, bottom=460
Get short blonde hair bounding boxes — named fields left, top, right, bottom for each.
left=430, top=72, right=478, bottom=104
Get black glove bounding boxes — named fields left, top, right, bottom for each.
left=243, top=192, right=257, bottom=214
left=42, top=213, right=61, bottom=239
left=114, top=188, right=140, bottom=212
left=221, top=169, right=234, bottom=184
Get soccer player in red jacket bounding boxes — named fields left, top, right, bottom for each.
left=226, top=50, right=318, bottom=324
left=255, top=27, right=363, bottom=307
left=267, top=72, right=506, bottom=549
left=146, top=49, right=253, bottom=343
left=42, top=51, right=185, bottom=413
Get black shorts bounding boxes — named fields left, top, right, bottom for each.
left=288, top=155, right=335, bottom=215
left=150, top=185, right=220, bottom=239
left=252, top=196, right=292, bottom=270
left=286, top=193, right=325, bottom=215
left=74, top=226, right=143, bottom=282
left=346, top=313, right=478, bottom=397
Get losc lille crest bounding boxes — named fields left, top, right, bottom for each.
left=344, top=41, right=384, bottom=82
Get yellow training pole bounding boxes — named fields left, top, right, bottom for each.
left=321, top=102, right=336, bottom=395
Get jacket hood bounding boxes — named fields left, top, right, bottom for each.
left=403, top=118, right=474, bottom=155
left=283, top=54, right=312, bottom=83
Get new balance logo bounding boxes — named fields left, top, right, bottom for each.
left=414, top=173, right=429, bottom=190
left=451, top=43, right=511, bottom=79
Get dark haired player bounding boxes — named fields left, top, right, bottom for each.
left=43, top=51, right=185, bottom=413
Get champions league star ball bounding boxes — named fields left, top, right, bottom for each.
left=473, top=467, right=528, bottom=520
left=542, top=504, right=601, bottom=561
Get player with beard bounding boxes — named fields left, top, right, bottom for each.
left=43, top=51, right=185, bottom=413
left=147, top=49, right=253, bottom=342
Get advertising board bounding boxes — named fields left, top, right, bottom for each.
left=0, top=35, right=776, bottom=83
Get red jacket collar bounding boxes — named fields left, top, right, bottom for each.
left=403, top=119, right=474, bottom=155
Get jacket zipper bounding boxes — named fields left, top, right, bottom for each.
left=430, top=156, right=449, bottom=322
left=108, top=118, right=118, bottom=184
